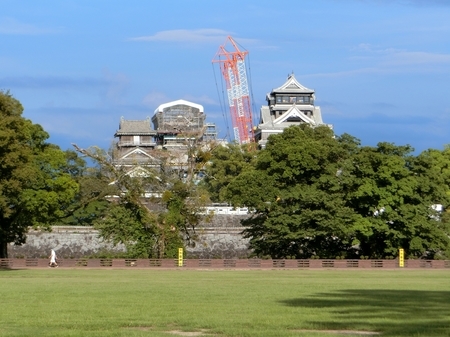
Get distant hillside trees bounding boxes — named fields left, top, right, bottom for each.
left=205, top=125, right=450, bottom=259
left=0, top=91, right=79, bottom=258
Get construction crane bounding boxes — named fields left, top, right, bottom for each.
left=212, top=36, right=254, bottom=144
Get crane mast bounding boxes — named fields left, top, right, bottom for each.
left=212, top=36, right=254, bottom=144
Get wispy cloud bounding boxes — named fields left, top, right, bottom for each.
left=381, top=51, right=450, bottom=66
left=354, top=43, right=450, bottom=67
left=0, top=72, right=129, bottom=93
left=305, top=43, right=450, bottom=79
left=0, top=17, right=59, bottom=35
left=142, top=91, right=170, bottom=107
left=129, top=29, right=259, bottom=46
left=26, top=106, right=117, bottom=139
left=303, top=67, right=382, bottom=78
left=0, top=76, right=107, bottom=89
left=130, top=29, right=230, bottom=43
left=368, top=102, right=397, bottom=110
left=182, top=94, right=217, bottom=105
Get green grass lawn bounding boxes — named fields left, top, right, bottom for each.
left=0, top=268, right=449, bottom=337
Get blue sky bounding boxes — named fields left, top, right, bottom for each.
left=1, top=0, right=450, bottom=154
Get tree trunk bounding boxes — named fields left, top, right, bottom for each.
left=0, top=240, right=8, bottom=259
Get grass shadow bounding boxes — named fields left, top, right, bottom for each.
left=280, top=289, right=450, bottom=336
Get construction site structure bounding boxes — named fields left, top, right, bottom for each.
left=212, top=36, right=254, bottom=144
left=114, top=100, right=218, bottom=171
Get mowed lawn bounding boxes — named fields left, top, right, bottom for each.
left=0, top=268, right=449, bottom=337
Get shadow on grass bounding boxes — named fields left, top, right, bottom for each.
left=281, top=290, right=450, bottom=336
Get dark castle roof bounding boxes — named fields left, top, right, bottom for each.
left=114, top=117, right=156, bottom=136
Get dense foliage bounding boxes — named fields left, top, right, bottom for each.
left=0, top=91, right=79, bottom=258
left=56, top=150, right=112, bottom=227
left=206, top=125, right=450, bottom=259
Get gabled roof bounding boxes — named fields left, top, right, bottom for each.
left=154, top=99, right=204, bottom=114
left=124, top=166, right=154, bottom=178
left=108, top=166, right=162, bottom=185
left=257, top=105, right=324, bottom=130
left=272, top=105, right=316, bottom=126
left=272, top=74, right=314, bottom=94
left=115, top=117, right=155, bottom=136
left=118, top=147, right=160, bottom=162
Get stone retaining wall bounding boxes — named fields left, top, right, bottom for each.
left=7, top=215, right=251, bottom=258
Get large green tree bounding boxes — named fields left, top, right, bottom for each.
left=225, top=125, right=364, bottom=258
left=0, top=91, right=79, bottom=258
left=343, top=143, right=450, bottom=259
left=222, top=124, right=450, bottom=259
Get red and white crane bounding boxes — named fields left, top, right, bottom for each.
left=212, top=36, right=254, bottom=144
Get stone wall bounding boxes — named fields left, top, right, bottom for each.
left=7, top=215, right=251, bottom=259
left=8, top=226, right=126, bottom=258
left=187, top=214, right=250, bottom=259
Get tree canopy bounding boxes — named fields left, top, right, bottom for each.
left=0, top=91, right=79, bottom=258
left=209, top=125, right=450, bottom=259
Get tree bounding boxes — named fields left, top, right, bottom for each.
left=222, top=124, right=450, bottom=259
left=73, top=143, right=212, bottom=258
left=225, top=125, right=364, bottom=258
left=407, top=147, right=450, bottom=258
left=342, top=143, right=450, bottom=259
left=56, top=150, right=113, bottom=227
left=0, top=91, right=79, bottom=258
left=201, top=143, right=256, bottom=202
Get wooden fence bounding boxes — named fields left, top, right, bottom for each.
left=1, top=258, right=450, bottom=269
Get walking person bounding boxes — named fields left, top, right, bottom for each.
left=48, top=249, right=58, bottom=268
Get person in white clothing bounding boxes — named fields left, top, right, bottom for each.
left=49, top=249, right=58, bottom=268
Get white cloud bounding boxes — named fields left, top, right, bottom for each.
left=381, top=51, right=450, bottom=66
left=303, top=67, right=382, bottom=79
left=351, top=43, right=403, bottom=55
left=352, top=43, right=450, bottom=64
left=182, top=94, right=217, bottom=105
left=129, top=29, right=260, bottom=47
left=0, top=17, right=58, bottom=35
left=130, top=29, right=231, bottom=43
left=142, top=91, right=170, bottom=107
left=0, top=75, right=107, bottom=89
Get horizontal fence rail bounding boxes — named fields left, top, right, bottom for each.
left=1, top=258, right=450, bottom=269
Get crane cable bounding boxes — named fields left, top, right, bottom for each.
left=212, top=59, right=232, bottom=143
left=246, top=52, right=259, bottom=127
